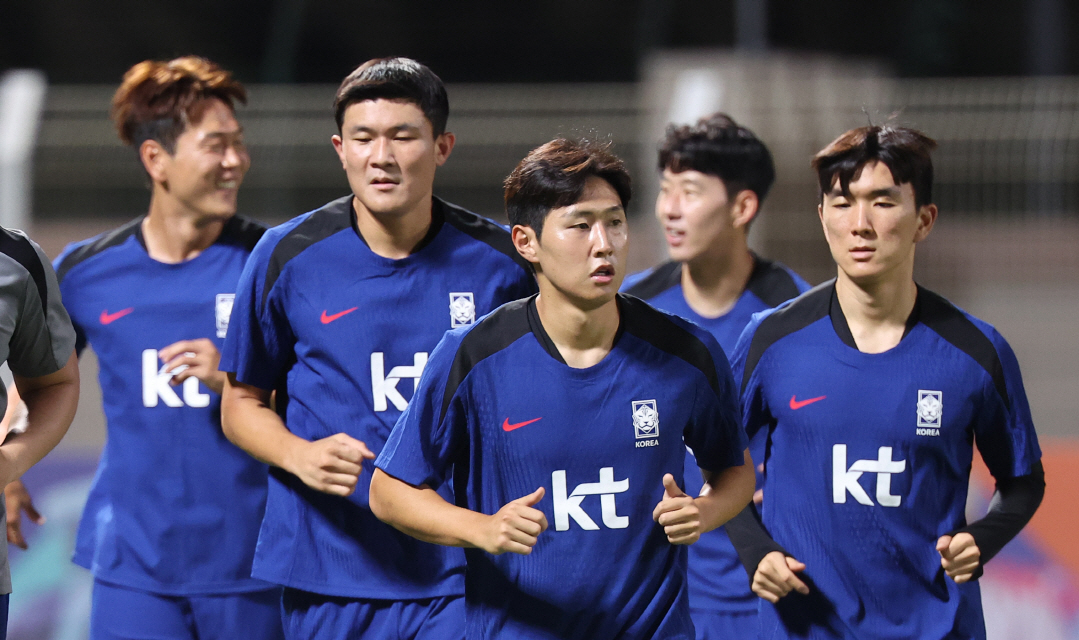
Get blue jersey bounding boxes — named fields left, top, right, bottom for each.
left=56, top=216, right=272, bottom=595
left=377, top=294, right=749, bottom=640
left=219, top=195, right=537, bottom=599
left=623, top=256, right=809, bottom=613
left=732, top=282, right=1041, bottom=640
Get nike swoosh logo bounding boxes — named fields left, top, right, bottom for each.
left=502, top=417, right=542, bottom=432
left=790, top=395, right=827, bottom=410
left=100, top=308, right=134, bottom=325
left=320, top=307, right=358, bottom=324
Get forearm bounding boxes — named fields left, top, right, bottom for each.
left=221, top=376, right=306, bottom=471
left=956, top=461, right=1045, bottom=568
left=369, top=469, right=489, bottom=548
left=696, top=449, right=756, bottom=533
left=3, top=352, right=79, bottom=481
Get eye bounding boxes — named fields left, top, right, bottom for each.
left=575, top=222, right=590, bottom=230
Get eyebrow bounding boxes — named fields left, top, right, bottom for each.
left=826, top=186, right=901, bottom=199
left=560, top=204, right=624, bottom=217
left=201, top=127, right=244, bottom=140
left=347, top=123, right=423, bottom=135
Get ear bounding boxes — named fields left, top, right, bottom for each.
left=730, top=190, right=760, bottom=230
left=331, top=134, right=347, bottom=169
left=913, top=203, right=938, bottom=243
left=140, top=140, right=170, bottom=185
left=511, top=224, right=541, bottom=267
left=817, top=202, right=828, bottom=239
left=434, top=132, right=456, bottom=166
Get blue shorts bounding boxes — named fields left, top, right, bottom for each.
left=281, top=588, right=464, bottom=640
left=90, top=580, right=283, bottom=640
left=0, top=593, right=8, bottom=640
left=691, top=608, right=758, bottom=640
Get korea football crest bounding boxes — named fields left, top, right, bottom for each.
left=449, top=292, right=475, bottom=328
left=916, top=389, right=942, bottom=436
left=215, top=293, right=235, bottom=338
left=633, top=399, right=659, bottom=448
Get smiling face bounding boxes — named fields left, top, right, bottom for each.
left=819, top=160, right=937, bottom=286
left=514, top=175, right=628, bottom=310
left=147, top=98, right=249, bottom=220
left=331, top=99, right=454, bottom=220
left=656, top=168, right=746, bottom=263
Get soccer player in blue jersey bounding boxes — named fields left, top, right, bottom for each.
left=370, top=138, right=756, bottom=640
left=219, top=58, right=536, bottom=640
left=726, top=126, right=1045, bottom=640
left=9, top=57, right=283, bottom=640
left=622, top=113, right=809, bottom=640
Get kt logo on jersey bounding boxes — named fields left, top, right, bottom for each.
left=142, top=349, right=210, bottom=408
left=633, top=399, right=659, bottom=448
left=552, top=467, right=629, bottom=531
left=449, top=292, right=475, bottom=328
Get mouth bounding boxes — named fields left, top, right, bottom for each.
left=849, top=246, right=876, bottom=261
left=590, top=264, right=616, bottom=284
left=370, top=176, right=400, bottom=189
left=664, top=226, right=685, bottom=246
left=215, top=179, right=239, bottom=190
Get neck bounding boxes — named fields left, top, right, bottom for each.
left=353, top=195, right=433, bottom=259
left=535, top=286, right=620, bottom=369
left=834, top=266, right=917, bottom=354
left=680, top=241, right=755, bottom=318
left=143, top=192, right=227, bottom=263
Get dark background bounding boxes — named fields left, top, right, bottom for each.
left=2, top=0, right=1075, bottom=83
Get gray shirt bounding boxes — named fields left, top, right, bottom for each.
left=0, top=227, right=77, bottom=593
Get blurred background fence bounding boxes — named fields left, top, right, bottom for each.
left=6, top=53, right=1079, bottom=639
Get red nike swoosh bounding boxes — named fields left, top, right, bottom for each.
left=790, top=395, right=827, bottom=410
left=100, top=308, right=134, bottom=325
left=502, top=417, right=542, bottom=432
left=321, top=307, right=358, bottom=324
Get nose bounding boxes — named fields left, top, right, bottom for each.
left=851, top=201, right=873, bottom=237
left=656, top=192, right=680, bottom=220
left=370, top=137, right=393, bottom=167
left=591, top=222, right=614, bottom=257
left=222, top=143, right=246, bottom=170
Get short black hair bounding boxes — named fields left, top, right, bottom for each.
left=504, top=138, right=632, bottom=238
left=812, top=126, right=938, bottom=208
left=659, top=112, right=775, bottom=202
left=333, top=57, right=449, bottom=136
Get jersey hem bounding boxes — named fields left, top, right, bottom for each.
left=76, top=557, right=275, bottom=596
left=252, top=570, right=464, bottom=601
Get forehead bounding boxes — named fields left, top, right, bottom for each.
left=184, top=98, right=240, bottom=135
left=661, top=168, right=725, bottom=190
left=548, top=176, right=624, bottom=218
left=341, top=98, right=430, bottom=131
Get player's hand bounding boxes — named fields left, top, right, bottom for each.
left=936, top=533, right=981, bottom=583
left=753, top=551, right=810, bottom=603
left=652, top=474, right=701, bottom=545
left=159, top=339, right=226, bottom=394
left=285, top=433, right=376, bottom=497
left=5, top=480, right=44, bottom=550
left=481, top=487, right=548, bottom=556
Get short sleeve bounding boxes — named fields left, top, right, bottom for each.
left=219, top=231, right=294, bottom=390
left=973, top=329, right=1041, bottom=480
left=730, top=314, right=773, bottom=443
left=682, top=328, right=747, bottom=473
left=51, top=248, right=87, bottom=356
left=376, top=329, right=469, bottom=490
left=6, top=232, right=76, bottom=377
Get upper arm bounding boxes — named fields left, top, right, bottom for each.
left=974, top=330, right=1041, bottom=480
left=684, top=331, right=748, bottom=474
left=7, top=237, right=77, bottom=378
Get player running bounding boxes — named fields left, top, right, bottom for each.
left=370, top=138, right=755, bottom=640
left=726, top=126, right=1045, bottom=639
left=219, top=58, right=536, bottom=640
left=622, top=112, right=809, bottom=640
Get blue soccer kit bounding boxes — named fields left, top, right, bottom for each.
left=730, top=282, right=1042, bottom=640
left=54, top=216, right=282, bottom=639
left=623, top=256, right=809, bottom=639
left=377, top=293, right=749, bottom=640
left=220, top=196, right=536, bottom=639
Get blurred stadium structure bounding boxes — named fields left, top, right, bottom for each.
left=4, top=53, right=1078, bottom=639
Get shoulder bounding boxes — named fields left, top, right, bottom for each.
left=253, top=196, right=353, bottom=295
left=745, top=255, right=811, bottom=307
left=621, top=261, right=681, bottom=300
left=218, top=215, right=269, bottom=253
left=738, top=281, right=833, bottom=391
left=55, top=218, right=142, bottom=283
left=0, top=227, right=55, bottom=312
left=619, top=293, right=728, bottom=399
left=917, top=286, right=1012, bottom=406
left=447, top=296, right=534, bottom=368
left=437, top=197, right=532, bottom=274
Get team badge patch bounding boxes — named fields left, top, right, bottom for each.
left=632, top=399, right=659, bottom=441
left=916, top=390, right=943, bottom=436
left=215, top=294, right=235, bottom=338
left=449, top=292, right=476, bottom=327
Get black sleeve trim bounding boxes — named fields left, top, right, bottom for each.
left=954, top=461, right=1045, bottom=577
left=220, top=215, right=268, bottom=252
left=261, top=197, right=352, bottom=308
left=55, top=218, right=142, bottom=284
left=741, top=281, right=833, bottom=396
left=619, top=294, right=724, bottom=400
left=622, top=261, right=681, bottom=300
left=726, top=504, right=790, bottom=579
left=919, top=286, right=1010, bottom=408
left=0, top=229, right=50, bottom=317
left=745, top=255, right=804, bottom=308
left=439, top=297, right=533, bottom=424
left=440, top=197, right=534, bottom=274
